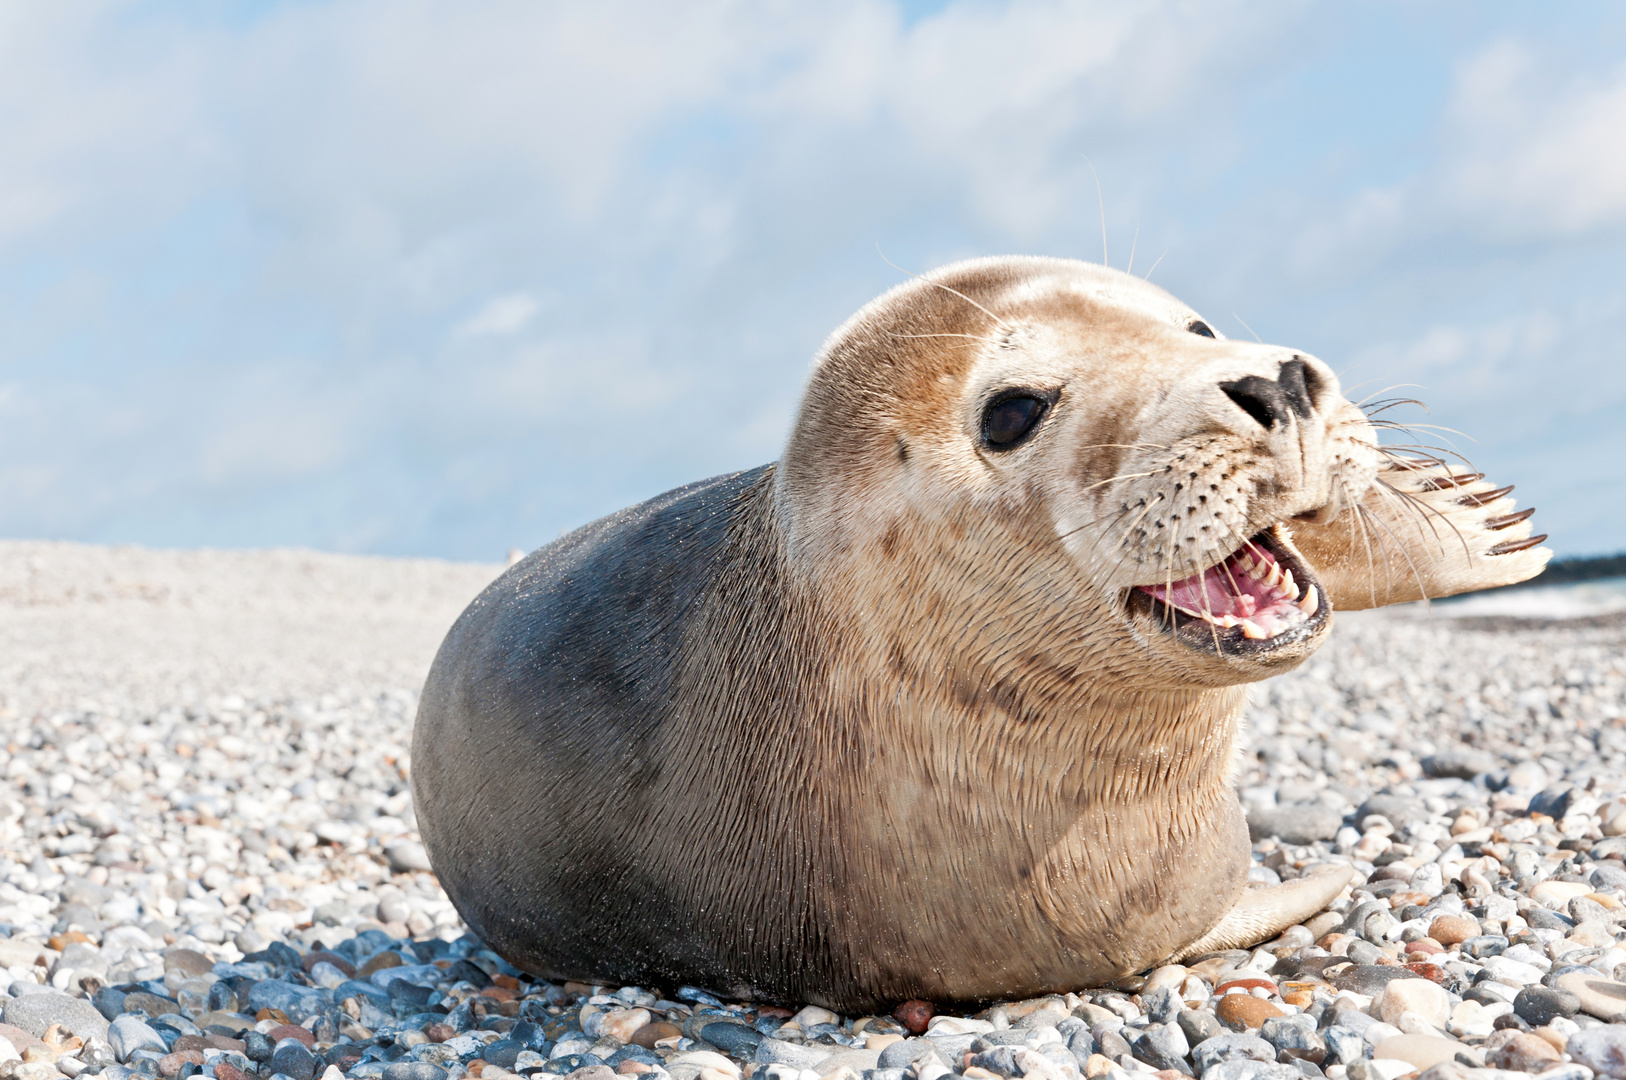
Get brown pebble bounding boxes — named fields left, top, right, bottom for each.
left=1485, top=1032, right=1561, bottom=1072
left=1215, top=994, right=1284, bottom=1030
left=617, top=1064, right=656, bottom=1076
left=467, top=1060, right=487, bottom=1077
left=47, top=931, right=91, bottom=951
left=630, top=1021, right=682, bottom=1049
left=563, top=1067, right=617, bottom=1080
left=425, top=1024, right=457, bottom=1043
left=170, top=1036, right=211, bottom=1055
left=1403, top=963, right=1449, bottom=984
left=1428, top=915, right=1479, bottom=946
left=302, top=950, right=357, bottom=978
left=892, top=999, right=934, bottom=1036
left=267, top=1024, right=315, bottom=1049
left=255, top=1008, right=290, bottom=1023
left=164, top=947, right=215, bottom=977
left=159, top=1049, right=206, bottom=1076
left=1214, top=978, right=1278, bottom=995
left=358, top=950, right=405, bottom=978
left=479, top=986, right=518, bottom=1002
left=208, top=1035, right=247, bottom=1053
left=215, top=1064, right=248, bottom=1080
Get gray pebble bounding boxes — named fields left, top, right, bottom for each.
left=1321, top=1028, right=1366, bottom=1067
left=1132, top=1024, right=1192, bottom=1073
left=754, top=1039, right=832, bottom=1069
left=382, top=1066, right=451, bottom=1080
left=270, top=1037, right=318, bottom=1080
left=1096, top=1028, right=1132, bottom=1059
left=878, top=1039, right=944, bottom=1070
left=1567, top=1024, right=1626, bottom=1079
left=701, top=1022, right=762, bottom=1056
left=1247, top=804, right=1344, bottom=844
left=1204, top=1061, right=1303, bottom=1080
left=1191, top=1033, right=1276, bottom=1075
left=1514, top=987, right=1580, bottom=1026
left=1179, top=1010, right=1223, bottom=1047
left=1260, top=1017, right=1323, bottom=1064
left=106, top=1016, right=166, bottom=1063
left=1, top=993, right=111, bottom=1041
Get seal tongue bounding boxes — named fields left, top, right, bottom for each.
left=1139, top=541, right=1318, bottom=641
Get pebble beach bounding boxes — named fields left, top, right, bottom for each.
left=4, top=541, right=1626, bottom=1080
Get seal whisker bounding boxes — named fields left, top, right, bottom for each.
left=1369, top=475, right=1477, bottom=562
left=1350, top=381, right=1426, bottom=407
left=875, top=248, right=1015, bottom=332
left=1367, top=419, right=1475, bottom=441
left=1355, top=497, right=1436, bottom=610
left=1082, top=469, right=1166, bottom=493
left=1361, top=398, right=1430, bottom=418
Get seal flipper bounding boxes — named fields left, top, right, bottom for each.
left=1172, top=863, right=1353, bottom=960
left=1289, top=459, right=1550, bottom=611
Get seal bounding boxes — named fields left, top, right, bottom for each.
left=412, top=256, right=1549, bottom=1011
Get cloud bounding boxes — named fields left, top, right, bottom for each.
left=457, top=294, right=540, bottom=337
left=1439, top=41, right=1626, bottom=236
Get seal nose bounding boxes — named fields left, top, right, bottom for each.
left=1220, top=358, right=1318, bottom=431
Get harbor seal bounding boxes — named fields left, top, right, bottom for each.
left=412, top=256, right=1549, bottom=1011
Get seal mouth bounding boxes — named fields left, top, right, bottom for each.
left=1125, top=527, right=1328, bottom=653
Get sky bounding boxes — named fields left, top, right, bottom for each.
left=2, top=1, right=1624, bottom=561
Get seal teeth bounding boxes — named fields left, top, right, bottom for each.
left=1297, top=586, right=1319, bottom=616
left=1280, top=568, right=1297, bottom=600
left=1241, top=619, right=1268, bottom=640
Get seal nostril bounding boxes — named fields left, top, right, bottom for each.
left=1277, top=358, right=1315, bottom=418
left=1220, top=375, right=1290, bottom=431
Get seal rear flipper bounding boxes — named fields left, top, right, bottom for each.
left=1287, top=458, right=1551, bottom=610
left=1171, top=863, right=1353, bottom=960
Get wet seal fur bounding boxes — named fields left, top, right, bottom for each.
left=413, top=256, right=1549, bottom=1011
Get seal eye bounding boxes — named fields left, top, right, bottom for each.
left=1188, top=320, right=1216, bottom=338
left=982, top=392, right=1052, bottom=450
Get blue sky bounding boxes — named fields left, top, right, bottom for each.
left=2, top=1, right=1624, bottom=560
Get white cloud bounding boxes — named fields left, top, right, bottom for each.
left=457, top=294, right=540, bottom=337
left=1439, top=41, right=1626, bottom=236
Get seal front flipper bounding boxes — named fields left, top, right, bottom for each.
left=1288, top=458, right=1551, bottom=610
left=1171, top=864, right=1354, bottom=960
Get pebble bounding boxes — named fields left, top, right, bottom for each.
left=1556, top=973, right=1626, bottom=1023
left=1371, top=1035, right=1466, bottom=1072
left=271, top=1036, right=319, bottom=1080
left=1216, top=997, right=1283, bottom=1030
left=1514, top=988, right=1581, bottom=1027
left=1484, top=1031, right=1561, bottom=1072
left=1568, top=1025, right=1626, bottom=1079
left=1203, top=1061, right=1301, bottom=1080
left=1427, top=916, right=1480, bottom=946
left=382, top=1066, right=450, bottom=1080
left=1372, top=980, right=1451, bottom=1030
left=106, top=1016, right=167, bottom=1062
left=0, top=996, right=109, bottom=1041
left=1191, top=1033, right=1276, bottom=1074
